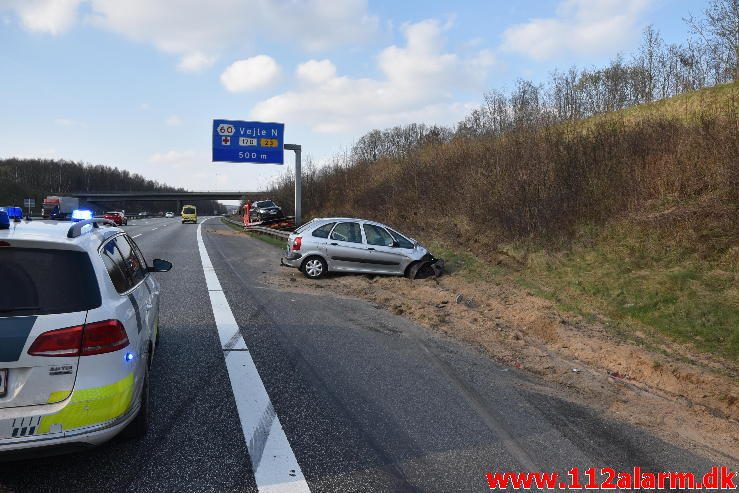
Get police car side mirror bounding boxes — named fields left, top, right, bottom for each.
left=148, top=258, right=172, bottom=273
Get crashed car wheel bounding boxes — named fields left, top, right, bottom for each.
left=302, top=256, right=327, bottom=279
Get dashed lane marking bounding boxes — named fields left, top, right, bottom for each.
left=197, top=218, right=310, bottom=493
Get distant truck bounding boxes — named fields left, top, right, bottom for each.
left=42, top=196, right=80, bottom=220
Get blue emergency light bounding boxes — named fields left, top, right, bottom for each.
left=0, top=210, right=9, bottom=230
left=6, top=207, right=22, bottom=222
left=71, top=209, right=93, bottom=222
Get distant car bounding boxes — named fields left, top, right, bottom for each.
left=103, top=211, right=127, bottom=226
left=281, top=217, right=442, bottom=279
left=165, top=212, right=174, bottom=218
left=249, top=200, right=284, bottom=223
left=181, top=205, right=197, bottom=224
left=137, top=212, right=148, bottom=219
left=0, top=217, right=172, bottom=457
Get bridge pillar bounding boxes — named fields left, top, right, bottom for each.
left=177, top=200, right=182, bottom=214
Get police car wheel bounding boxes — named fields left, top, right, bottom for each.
left=121, top=370, right=150, bottom=439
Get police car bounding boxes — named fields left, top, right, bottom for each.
left=0, top=213, right=171, bottom=456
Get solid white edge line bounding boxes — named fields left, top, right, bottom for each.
left=197, top=219, right=311, bottom=493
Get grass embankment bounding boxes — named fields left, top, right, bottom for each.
left=275, top=82, right=738, bottom=362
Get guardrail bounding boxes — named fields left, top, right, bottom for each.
left=221, top=217, right=290, bottom=240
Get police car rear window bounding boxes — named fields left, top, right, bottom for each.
left=0, top=248, right=101, bottom=316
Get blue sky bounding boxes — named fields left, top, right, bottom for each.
left=0, top=0, right=707, bottom=193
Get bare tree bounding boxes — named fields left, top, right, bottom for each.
left=685, top=0, right=739, bottom=82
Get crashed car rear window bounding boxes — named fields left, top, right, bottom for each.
left=0, top=248, right=101, bottom=316
left=312, top=222, right=336, bottom=238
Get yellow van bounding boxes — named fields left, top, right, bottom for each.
left=181, top=205, right=197, bottom=224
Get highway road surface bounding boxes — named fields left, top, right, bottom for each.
left=0, top=217, right=715, bottom=492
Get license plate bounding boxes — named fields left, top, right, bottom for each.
left=0, top=369, right=7, bottom=397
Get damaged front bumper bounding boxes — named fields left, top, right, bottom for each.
left=407, top=254, right=445, bottom=280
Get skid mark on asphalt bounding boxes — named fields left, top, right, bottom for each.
left=197, top=218, right=310, bottom=493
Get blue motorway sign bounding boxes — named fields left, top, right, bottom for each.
left=212, top=119, right=284, bottom=164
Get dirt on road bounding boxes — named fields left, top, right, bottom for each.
left=264, top=266, right=739, bottom=464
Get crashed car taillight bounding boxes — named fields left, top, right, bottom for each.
left=292, top=236, right=302, bottom=251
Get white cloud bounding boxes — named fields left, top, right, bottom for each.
left=220, top=55, right=280, bottom=93
left=251, top=20, right=494, bottom=134
left=146, top=149, right=282, bottom=191
left=1, top=0, right=82, bottom=34
left=83, top=0, right=374, bottom=70
left=2, top=0, right=378, bottom=68
left=165, top=115, right=183, bottom=126
left=149, top=149, right=198, bottom=166
left=501, top=0, right=651, bottom=61
left=54, top=117, right=79, bottom=127
left=296, top=59, right=336, bottom=85
left=177, top=51, right=216, bottom=72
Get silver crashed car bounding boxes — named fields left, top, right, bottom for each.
left=280, top=218, right=442, bottom=279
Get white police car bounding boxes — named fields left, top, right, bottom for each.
left=0, top=215, right=171, bottom=456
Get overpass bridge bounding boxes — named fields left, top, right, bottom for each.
left=65, top=191, right=265, bottom=202
left=62, top=191, right=269, bottom=212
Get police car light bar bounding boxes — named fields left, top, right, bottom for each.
left=67, top=218, right=117, bottom=238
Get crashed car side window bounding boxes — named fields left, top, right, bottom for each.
left=364, top=224, right=395, bottom=247
left=312, top=222, right=336, bottom=238
left=331, top=222, right=362, bottom=243
left=388, top=229, right=414, bottom=249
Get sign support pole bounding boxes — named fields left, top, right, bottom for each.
left=284, top=144, right=302, bottom=225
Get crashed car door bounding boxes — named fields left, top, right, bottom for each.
left=325, top=222, right=372, bottom=272
left=362, top=223, right=407, bottom=274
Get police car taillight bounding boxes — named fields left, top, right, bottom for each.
left=81, top=320, right=129, bottom=355
left=28, top=320, right=129, bottom=357
left=27, top=325, right=84, bottom=357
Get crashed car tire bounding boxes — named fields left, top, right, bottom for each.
left=406, top=256, right=444, bottom=280
left=302, top=256, right=327, bottom=279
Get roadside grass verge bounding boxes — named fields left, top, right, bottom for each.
left=429, top=209, right=738, bottom=362
left=220, top=218, right=286, bottom=248
left=247, top=232, right=286, bottom=249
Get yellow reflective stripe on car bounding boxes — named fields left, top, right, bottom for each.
left=36, top=373, right=135, bottom=435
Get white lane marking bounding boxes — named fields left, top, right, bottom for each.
left=132, top=234, right=142, bottom=238
left=197, top=220, right=310, bottom=493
